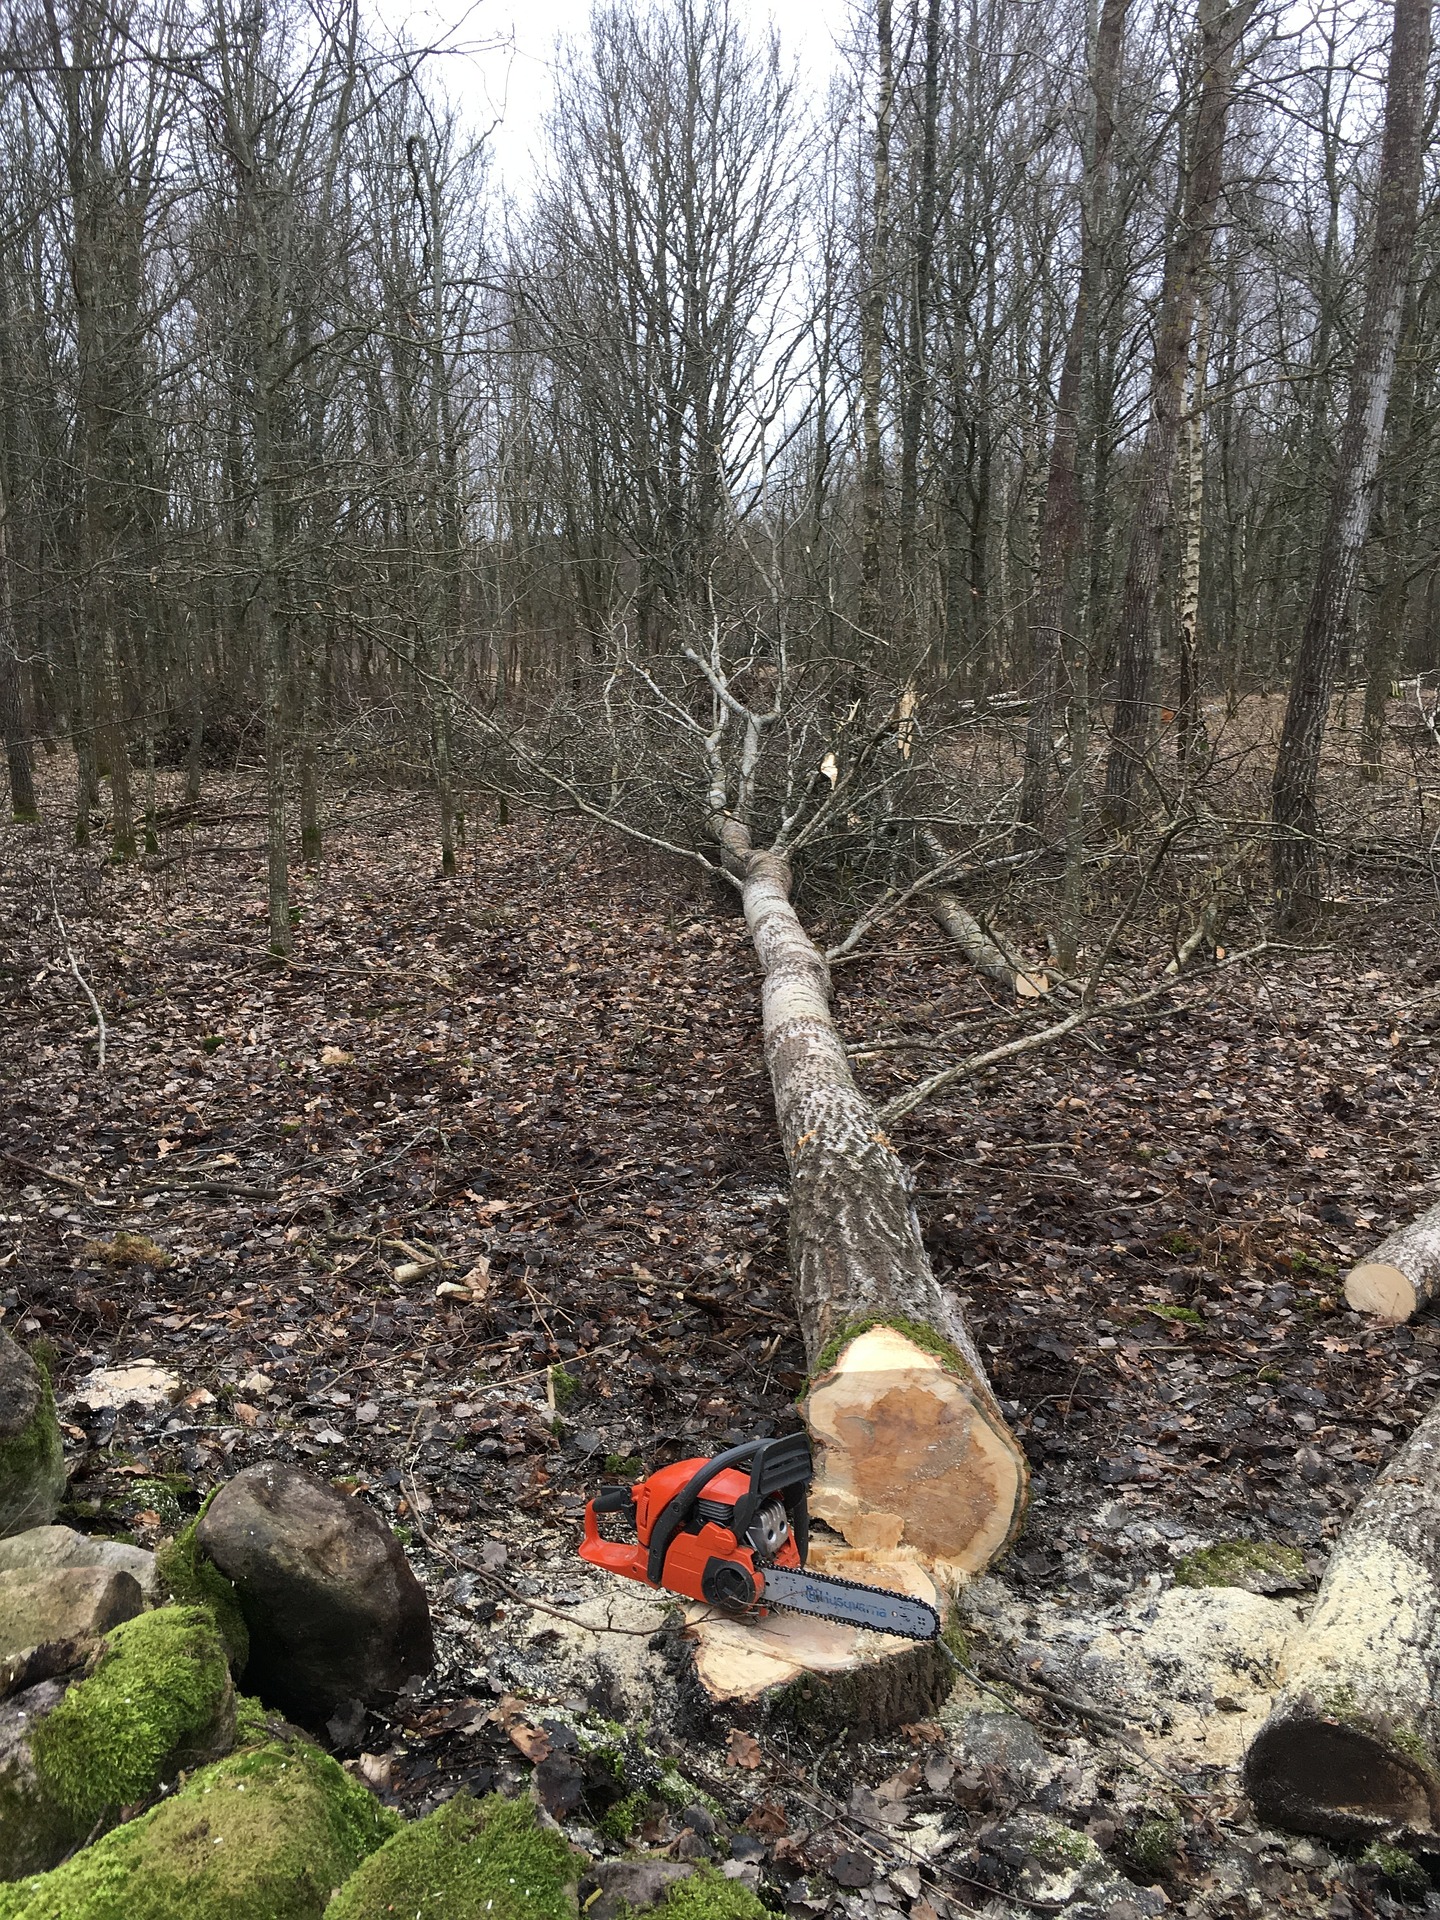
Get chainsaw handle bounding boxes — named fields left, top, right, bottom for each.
left=593, top=1487, right=635, bottom=1516
left=644, top=1440, right=765, bottom=1585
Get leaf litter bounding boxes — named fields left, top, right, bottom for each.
left=3, top=777, right=1440, bottom=1917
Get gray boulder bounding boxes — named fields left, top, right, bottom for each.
left=0, top=1332, right=66, bottom=1538
left=0, top=1524, right=158, bottom=1598
left=196, top=1463, right=434, bottom=1726
left=0, top=1566, right=145, bottom=1661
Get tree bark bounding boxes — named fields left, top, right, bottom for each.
left=1270, top=0, right=1432, bottom=915
left=1020, top=0, right=1129, bottom=828
left=1102, top=0, right=1252, bottom=826
left=1344, top=1201, right=1440, bottom=1324
left=1245, top=1391, right=1440, bottom=1840
left=858, top=0, right=895, bottom=645
left=720, top=822, right=1028, bottom=1576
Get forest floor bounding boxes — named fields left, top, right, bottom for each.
left=3, top=760, right=1440, bottom=1918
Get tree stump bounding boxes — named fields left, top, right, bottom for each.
left=1344, top=1200, right=1440, bottom=1323
left=1244, top=1394, right=1440, bottom=1839
left=670, top=1543, right=953, bottom=1740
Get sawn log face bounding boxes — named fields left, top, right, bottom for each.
left=1244, top=1395, right=1440, bottom=1839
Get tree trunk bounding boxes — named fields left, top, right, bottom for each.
left=1244, top=1391, right=1440, bottom=1840
left=0, top=497, right=36, bottom=825
left=674, top=817, right=1026, bottom=1729
left=1174, top=284, right=1212, bottom=772
left=919, top=833, right=1046, bottom=995
left=726, top=825, right=1028, bottom=1570
left=1102, top=0, right=1251, bottom=826
left=1344, top=1201, right=1440, bottom=1324
left=1020, top=0, right=1129, bottom=828
left=897, top=0, right=941, bottom=649
left=1270, top=0, right=1432, bottom=916
left=857, top=0, right=894, bottom=645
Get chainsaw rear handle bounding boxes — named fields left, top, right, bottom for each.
left=592, top=1486, right=635, bottom=1516
left=644, top=1434, right=811, bottom=1585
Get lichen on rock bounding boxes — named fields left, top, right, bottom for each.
left=325, top=1791, right=581, bottom=1920
left=0, top=1736, right=398, bottom=1919
left=30, top=1604, right=235, bottom=1824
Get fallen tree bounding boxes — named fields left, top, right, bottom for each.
left=1244, top=1393, right=1440, bottom=1839
left=1344, top=1199, right=1440, bottom=1323
left=917, top=830, right=1048, bottom=997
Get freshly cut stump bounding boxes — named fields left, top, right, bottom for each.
left=1244, top=1392, right=1440, bottom=1840
left=802, top=1324, right=1022, bottom=1580
left=1344, top=1200, right=1440, bottom=1323
left=675, top=1544, right=951, bottom=1740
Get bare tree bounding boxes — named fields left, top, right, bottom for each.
left=1270, top=0, right=1433, bottom=914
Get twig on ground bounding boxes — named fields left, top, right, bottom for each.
left=48, top=878, right=106, bottom=1071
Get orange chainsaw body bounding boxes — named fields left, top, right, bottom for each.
left=578, top=1437, right=810, bottom=1613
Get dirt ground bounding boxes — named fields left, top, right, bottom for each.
left=3, top=756, right=1440, bottom=1918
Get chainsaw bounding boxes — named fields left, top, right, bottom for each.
left=578, top=1434, right=939, bottom=1640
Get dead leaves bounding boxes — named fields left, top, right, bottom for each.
left=725, top=1728, right=763, bottom=1769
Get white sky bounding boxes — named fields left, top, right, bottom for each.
left=397, top=0, right=852, bottom=189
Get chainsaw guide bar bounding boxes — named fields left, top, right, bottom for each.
left=753, top=1563, right=940, bottom=1641
left=578, top=1433, right=941, bottom=1643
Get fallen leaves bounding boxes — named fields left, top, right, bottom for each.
left=725, top=1729, right=763, bottom=1769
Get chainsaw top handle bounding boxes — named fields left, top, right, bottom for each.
left=644, top=1432, right=812, bottom=1585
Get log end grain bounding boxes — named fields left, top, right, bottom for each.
left=1245, top=1705, right=1439, bottom=1841
left=801, top=1324, right=1027, bottom=1579
left=1344, top=1261, right=1418, bottom=1325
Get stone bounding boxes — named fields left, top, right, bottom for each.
left=196, top=1463, right=435, bottom=1725
left=70, top=1364, right=182, bottom=1415
left=0, top=1606, right=235, bottom=1879
left=0, top=1523, right=158, bottom=1598
left=329, top=1792, right=582, bottom=1920
left=0, top=1735, right=397, bottom=1919
left=0, top=1331, right=66, bottom=1539
left=0, top=1566, right=144, bottom=1659
left=580, top=1859, right=697, bottom=1920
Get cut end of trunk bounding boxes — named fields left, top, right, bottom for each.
left=802, top=1324, right=1027, bottom=1579
left=1344, top=1262, right=1417, bottom=1324
left=1245, top=1714, right=1437, bottom=1841
left=676, top=1545, right=952, bottom=1739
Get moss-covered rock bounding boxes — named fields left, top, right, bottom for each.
left=154, top=1499, right=249, bottom=1671
left=1173, top=1539, right=1305, bottom=1594
left=0, top=1333, right=66, bottom=1541
left=31, top=1605, right=235, bottom=1826
left=0, top=1737, right=398, bottom=1919
left=0, top=1678, right=89, bottom=1882
left=325, top=1792, right=580, bottom=1920
left=642, top=1866, right=768, bottom=1920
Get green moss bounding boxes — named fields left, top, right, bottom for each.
left=326, top=1791, right=580, bottom=1920
left=598, top=1791, right=651, bottom=1843
left=0, top=1738, right=398, bottom=1920
left=1173, top=1540, right=1304, bottom=1590
left=0, top=1339, right=66, bottom=1536
left=604, top=1454, right=642, bottom=1478
left=155, top=1494, right=249, bottom=1670
left=808, top=1316, right=967, bottom=1389
left=130, top=1478, right=185, bottom=1531
left=1148, top=1305, right=1201, bottom=1325
left=1031, top=1825, right=1097, bottom=1870
left=1361, top=1842, right=1430, bottom=1899
left=549, top=1364, right=580, bottom=1411
left=81, top=1233, right=171, bottom=1271
left=1123, top=1815, right=1181, bottom=1876
left=31, top=1606, right=234, bottom=1824
left=1161, top=1232, right=1198, bottom=1257
left=646, top=1867, right=767, bottom=1920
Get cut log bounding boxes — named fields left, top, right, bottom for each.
left=917, top=831, right=1047, bottom=997
left=1344, top=1200, right=1440, bottom=1323
left=723, top=827, right=1028, bottom=1566
left=667, top=1542, right=954, bottom=1741
left=1244, top=1393, right=1440, bottom=1840
left=923, top=889, right=1049, bottom=998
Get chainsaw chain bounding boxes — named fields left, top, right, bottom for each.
left=758, top=1563, right=939, bottom=1641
